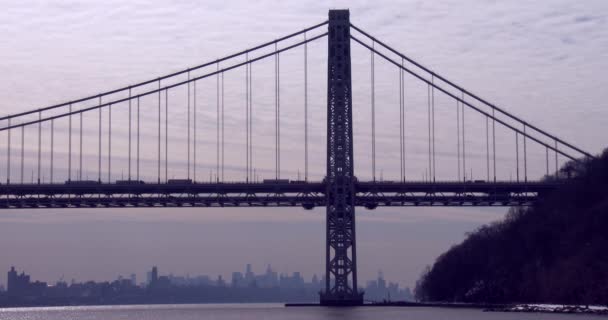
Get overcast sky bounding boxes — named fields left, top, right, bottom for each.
left=0, top=0, right=606, bottom=289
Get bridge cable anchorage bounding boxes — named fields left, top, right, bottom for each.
left=68, top=104, right=72, bottom=181
left=187, top=71, right=191, bottom=180
left=165, top=89, right=169, bottom=183
left=349, top=35, right=583, bottom=162
left=79, top=108, right=83, bottom=180
left=0, top=34, right=328, bottom=134
left=20, top=126, right=24, bottom=184
left=50, top=119, right=54, bottom=183
left=128, top=88, right=132, bottom=180
left=98, top=96, right=102, bottom=183
left=194, top=78, right=197, bottom=182
left=349, top=23, right=594, bottom=159
left=157, top=79, right=161, bottom=183
left=216, top=62, right=220, bottom=183
left=6, top=118, right=10, bottom=184
left=136, top=97, right=140, bottom=181
left=371, top=41, right=376, bottom=181
left=108, top=103, right=112, bottom=183
left=456, top=99, right=460, bottom=181
left=0, top=21, right=328, bottom=124
left=304, top=32, right=309, bottom=182
left=492, top=108, right=496, bottom=182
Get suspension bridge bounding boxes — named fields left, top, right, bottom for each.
left=0, top=10, right=593, bottom=305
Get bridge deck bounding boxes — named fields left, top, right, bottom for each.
left=0, top=181, right=560, bottom=209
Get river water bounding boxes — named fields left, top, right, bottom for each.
left=0, top=304, right=603, bottom=320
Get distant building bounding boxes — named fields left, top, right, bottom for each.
left=7, top=266, right=46, bottom=297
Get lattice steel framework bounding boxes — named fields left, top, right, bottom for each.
left=320, top=10, right=364, bottom=306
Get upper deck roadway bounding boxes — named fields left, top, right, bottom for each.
left=0, top=180, right=560, bottom=209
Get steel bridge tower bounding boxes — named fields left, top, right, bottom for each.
left=320, top=9, right=364, bottom=306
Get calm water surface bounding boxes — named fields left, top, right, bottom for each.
left=0, top=304, right=604, bottom=320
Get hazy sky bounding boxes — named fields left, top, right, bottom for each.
left=0, top=0, right=607, bottom=289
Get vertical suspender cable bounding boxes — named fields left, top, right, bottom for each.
left=37, top=112, right=41, bottom=184
left=98, top=96, right=102, bottom=182
left=427, top=85, right=431, bottom=182
left=216, top=63, right=220, bottom=182
left=523, top=124, right=527, bottom=182
left=371, top=41, right=376, bottom=181
left=158, top=80, right=161, bottom=183
left=399, top=63, right=403, bottom=180
left=486, top=116, right=490, bottom=181
left=401, top=59, right=406, bottom=182
left=6, top=119, right=10, bottom=184
left=554, top=140, right=559, bottom=176
left=461, top=92, right=466, bottom=181
left=277, top=46, right=281, bottom=180
left=50, top=120, right=54, bottom=183
left=165, top=89, right=168, bottom=182
left=431, top=75, right=436, bottom=182
left=456, top=100, right=460, bottom=181
left=515, top=132, right=519, bottom=182
left=79, top=110, right=83, bottom=180
left=304, top=33, right=308, bottom=182
left=546, top=147, right=549, bottom=176
left=128, top=89, right=132, bottom=180
left=194, top=80, right=197, bottom=182
left=20, top=126, right=24, bottom=184
left=246, top=53, right=250, bottom=181
left=249, top=62, right=253, bottom=181
left=108, top=104, right=112, bottom=183
left=187, top=72, right=191, bottom=180
left=222, top=72, right=225, bottom=182
left=68, top=104, right=72, bottom=181
left=275, top=43, right=279, bottom=180
left=137, top=97, right=140, bottom=181
left=492, top=108, right=496, bottom=182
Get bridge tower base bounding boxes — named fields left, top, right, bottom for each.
left=320, top=9, right=364, bottom=306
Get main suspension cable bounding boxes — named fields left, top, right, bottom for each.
left=350, top=24, right=593, bottom=159
left=350, top=35, right=582, bottom=162
left=0, top=21, right=329, bottom=122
